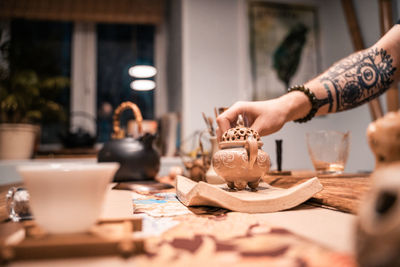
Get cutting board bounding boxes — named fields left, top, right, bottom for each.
left=176, top=175, right=323, bottom=213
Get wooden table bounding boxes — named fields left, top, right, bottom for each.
left=264, top=171, right=371, bottom=214
left=0, top=172, right=368, bottom=266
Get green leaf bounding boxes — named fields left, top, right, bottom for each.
left=1, top=69, right=69, bottom=123
left=26, top=110, right=42, bottom=121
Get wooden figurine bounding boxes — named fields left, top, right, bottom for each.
left=356, top=163, right=400, bottom=267
left=367, top=111, right=400, bottom=169
left=212, top=115, right=270, bottom=190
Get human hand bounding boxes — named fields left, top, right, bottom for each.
left=216, top=98, right=288, bottom=140
left=216, top=92, right=310, bottom=140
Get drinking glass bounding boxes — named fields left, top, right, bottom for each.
left=306, top=130, right=350, bottom=174
left=6, top=187, right=32, bottom=222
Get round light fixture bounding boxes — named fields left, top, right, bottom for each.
left=130, top=80, right=156, bottom=91
left=128, top=65, right=157, bottom=78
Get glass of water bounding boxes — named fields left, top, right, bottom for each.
left=306, top=130, right=350, bottom=174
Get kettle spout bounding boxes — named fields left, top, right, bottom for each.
left=140, top=133, right=157, bottom=149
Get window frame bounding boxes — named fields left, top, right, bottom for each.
left=70, top=21, right=167, bottom=141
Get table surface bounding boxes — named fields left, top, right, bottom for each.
left=264, top=170, right=371, bottom=214
left=0, top=172, right=369, bottom=266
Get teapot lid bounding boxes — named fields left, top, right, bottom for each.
left=219, top=115, right=263, bottom=148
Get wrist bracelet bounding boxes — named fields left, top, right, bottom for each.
left=287, top=85, right=318, bottom=123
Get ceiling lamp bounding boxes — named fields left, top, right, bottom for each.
left=128, top=65, right=157, bottom=78
left=130, top=80, right=156, bottom=91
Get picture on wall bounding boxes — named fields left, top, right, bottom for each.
left=249, top=1, right=320, bottom=100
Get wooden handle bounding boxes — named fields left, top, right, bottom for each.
left=112, top=102, right=143, bottom=139
left=341, top=0, right=364, bottom=50
left=379, top=0, right=393, bottom=34
left=379, top=0, right=399, bottom=112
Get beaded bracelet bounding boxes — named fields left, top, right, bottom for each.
left=287, top=85, right=318, bottom=123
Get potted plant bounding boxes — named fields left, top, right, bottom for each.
left=0, top=70, right=68, bottom=159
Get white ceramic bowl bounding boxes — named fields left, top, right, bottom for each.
left=17, top=162, right=119, bottom=234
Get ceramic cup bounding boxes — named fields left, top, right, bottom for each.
left=17, top=162, right=119, bottom=234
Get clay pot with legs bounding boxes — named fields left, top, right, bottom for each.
left=212, top=116, right=270, bottom=190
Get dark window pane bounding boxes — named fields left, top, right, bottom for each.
left=97, top=24, right=155, bottom=142
left=9, top=19, right=71, bottom=144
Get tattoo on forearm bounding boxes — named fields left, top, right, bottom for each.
left=311, top=85, right=333, bottom=113
left=322, top=83, right=333, bottom=112
left=318, top=48, right=396, bottom=112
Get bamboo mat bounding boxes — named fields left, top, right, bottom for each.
left=264, top=171, right=371, bottom=214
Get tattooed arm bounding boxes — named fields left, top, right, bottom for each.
left=306, top=26, right=400, bottom=114
left=217, top=24, right=400, bottom=137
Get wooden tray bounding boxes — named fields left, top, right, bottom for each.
left=0, top=218, right=144, bottom=262
left=176, top=175, right=323, bottom=213
left=264, top=173, right=371, bottom=214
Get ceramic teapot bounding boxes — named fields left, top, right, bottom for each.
left=98, top=102, right=160, bottom=182
left=212, top=115, right=270, bottom=190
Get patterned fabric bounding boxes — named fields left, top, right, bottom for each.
left=130, top=187, right=358, bottom=267
left=133, top=213, right=357, bottom=267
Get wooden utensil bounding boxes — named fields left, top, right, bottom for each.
left=0, top=218, right=144, bottom=262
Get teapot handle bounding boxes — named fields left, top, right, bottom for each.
left=246, top=137, right=258, bottom=169
left=112, top=101, right=143, bottom=139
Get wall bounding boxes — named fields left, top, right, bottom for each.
left=181, top=0, right=245, bottom=142
left=166, top=0, right=183, bottom=113
left=176, top=0, right=400, bottom=172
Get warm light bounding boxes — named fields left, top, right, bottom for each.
left=130, top=80, right=156, bottom=91
left=128, top=65, right=157, bottom=78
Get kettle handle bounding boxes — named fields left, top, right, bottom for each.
left=112, top=101, right=143, bottom=139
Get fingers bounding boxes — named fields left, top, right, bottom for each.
left=250, top=117, right=264, bottom=136
left=251, top=118, right=276, bottom=137
left=216, top=126, right=223, bottom=142
left=251, top=114, right=285, bottom=137
left=216, top=115, right=231, bottom=137
left=216, top=99, right=286, bottom=139
left=216, top=101, right=247, bottom=136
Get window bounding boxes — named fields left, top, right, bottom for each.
left=4, top=19, right=156, bottom=145
left=96, top=24, right=155, bottom=142
left=9, top=19, right=72, bottom=144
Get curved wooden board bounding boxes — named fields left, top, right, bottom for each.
left=176, top=175, right=323, bottom=213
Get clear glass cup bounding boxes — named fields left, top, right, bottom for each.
left=306, top=130, right=350, bottom=174
left=6, top=187, right=32, bottom=222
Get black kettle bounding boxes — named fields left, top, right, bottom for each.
left=97, top=101, right=160, bottom=182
